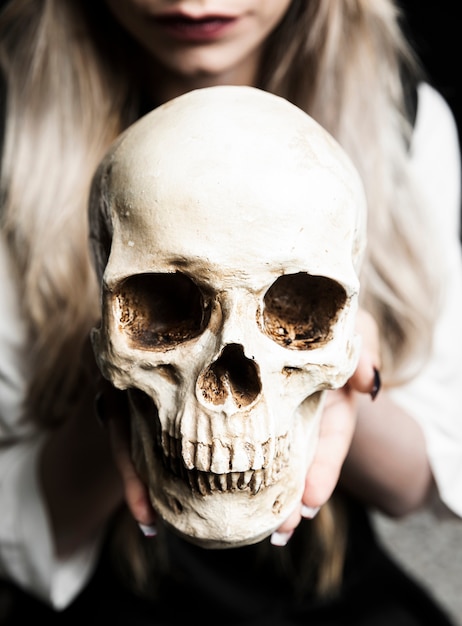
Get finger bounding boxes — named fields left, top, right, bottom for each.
left=270, top=505, right=301, bottom=546
left=302, top=389, right=357, bottom=508
left=349, top=309, right=382, bottom=397
left=349, top=359, right=381, bottom=399
left=355, top=308, right=380, bottom=359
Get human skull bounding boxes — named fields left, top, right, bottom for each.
left=89, top=86, right=367, bottom=548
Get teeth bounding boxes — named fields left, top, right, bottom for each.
left=252, top=444, right=264, bottom=470
left=215, top=474, right=228, bottom=492
left=157, top=432, right=289, bottom=494
left=195, top=442, right=211, bottom=472
left=210, top=440, right=231, bottom=474
left=229, top=472, right=240, bottom=490
left=182, top=440, right=195, bottom=470
left=196, top=473, right=208, bottom=496
left=262, top=440, right=271, bottom=467
left=226, top=473, right=233, bottom=491
left=239, top=470, right=253, bottom=490
left=231, top=441, right=251, bottom=471
left=205, top=472, right=215, bottom=492
left=250, top=470, right=263, bottom=495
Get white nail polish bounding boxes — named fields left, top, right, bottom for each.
left=138, top=522, right=157, bottom=537
left=301, top=505, right=320, bottom=519
left=270, top=530, right=293, bottom=547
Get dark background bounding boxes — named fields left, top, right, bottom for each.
left=399, top=1, right=461, bottom=140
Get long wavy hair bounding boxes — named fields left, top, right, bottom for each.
left=0, top=0, right=439, bottom=597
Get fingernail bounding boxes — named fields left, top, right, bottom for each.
left=370, top=367, right=381, bottom=401
left=138, top=522, right=157, bottom=538
left=301, top=505, right=320, bottom=519
left=270, top=530, right=293, bottom=547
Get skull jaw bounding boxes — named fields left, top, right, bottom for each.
left=147, top=457, right=309, bottom=549
left=157, top=485, right=300, bottom=549
left=132, top=397, right=323, bottom=548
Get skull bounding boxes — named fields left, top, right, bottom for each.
left=89, top=86, right=367, bottom=548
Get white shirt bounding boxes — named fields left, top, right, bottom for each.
left=389, top=83, right=462, bottom=517
left=1, top=83, right=461, bottom=609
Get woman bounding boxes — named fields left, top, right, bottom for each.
left=0, top=1, right=461, bottom=623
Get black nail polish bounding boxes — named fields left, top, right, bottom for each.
left=370, top=367, right=381, bottom=400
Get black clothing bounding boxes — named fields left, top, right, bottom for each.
left=0, top=498, right=455, bottom=625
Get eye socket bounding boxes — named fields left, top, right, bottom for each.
left=262, top=272, right=347, bottom=350
left=114, top=272, right=210, bottom=349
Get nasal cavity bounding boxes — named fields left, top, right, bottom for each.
left=199, top=344, right=261, bottom=408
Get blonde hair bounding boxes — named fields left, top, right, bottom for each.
left=0, top=1, right=138, bottom=423
left=0, top=0, right=439, bottom=596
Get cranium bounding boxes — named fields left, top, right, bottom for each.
left=89, top=86, right=367, bottom=548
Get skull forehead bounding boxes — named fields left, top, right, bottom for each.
left=108, top=85, right=356, bottom=189
left=110, top=170, right=358, bottom=285
left=101, top=86, right=366, bottom=283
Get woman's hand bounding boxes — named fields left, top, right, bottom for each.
left=271, top=309, right=381, bottom=545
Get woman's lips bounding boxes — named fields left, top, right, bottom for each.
left=154, top=14, right=238, bottom=42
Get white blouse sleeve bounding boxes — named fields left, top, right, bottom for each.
left=389, top=83, right=462, bottom=518
left=0, top=233, right=101, bottom=609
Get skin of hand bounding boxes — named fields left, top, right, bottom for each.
left=107, top=309, right=386, bottom=541
left=341, top=385, right=434, bottom=518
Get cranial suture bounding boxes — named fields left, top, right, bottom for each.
left=89, top=85, right=367, bottom=548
